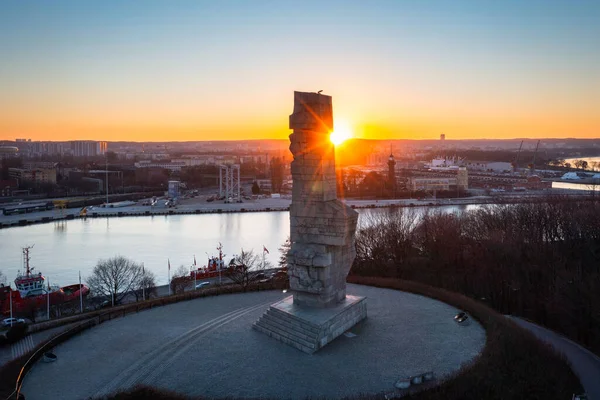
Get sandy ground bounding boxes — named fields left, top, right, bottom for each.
left=22, top=284, right=485, bottom=400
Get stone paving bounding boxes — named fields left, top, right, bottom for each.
left=21, top=284, right=486, bottom=400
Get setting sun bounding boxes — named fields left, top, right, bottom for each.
left=330, top=120, right=353, bottom=145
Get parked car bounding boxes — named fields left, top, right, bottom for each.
left=196, top=282, right=210, bottom=289
left=2, top=317, right=26, bottom=327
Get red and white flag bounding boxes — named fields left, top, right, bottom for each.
left=263, top=246, right=269, bottom=254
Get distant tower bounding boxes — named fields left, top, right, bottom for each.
left=388, top=146, right=396, bottom=197
left=440, top=133, right=446, bottom=141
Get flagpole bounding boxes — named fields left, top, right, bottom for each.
left=79, top=270, right=83, bottom=313
left=9, top=285, right=13, bottom=326
left=47, top=278, right=51, bottom=320
left=193, top=256, right=197, bottom=290
left=168, top=259, right=171, bottom=296
left=262, top=245, right=269, bottom=270
left=218, top=244, right=222, bottom=286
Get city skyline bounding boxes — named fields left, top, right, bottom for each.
left=1, top=1, right=599, bottom=142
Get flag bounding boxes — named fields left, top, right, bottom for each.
left=194, top=255, right=197, bottom=266
left=263, top=246, right=269, bottom=254
left=168, top=259, right=171, bottom=271
left=79, top=270, right=81, bottom=285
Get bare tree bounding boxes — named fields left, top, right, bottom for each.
left=582, top=160, right=589, bottom=170
left=133, top=268, right=157, bottom=301
left=573, top=159, right=588, bottom=170
left=0, top=270, right=6, bottom=286
left=87, top=256, right=143, bottom=306
left=170, top=265, right=191, bottom=294
left=227, top=249, right=269, bottom=290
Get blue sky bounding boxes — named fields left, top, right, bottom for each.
left=1, top=0, right=599, bottom=141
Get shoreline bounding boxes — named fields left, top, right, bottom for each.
left=0, top=190, right=594, bottom=229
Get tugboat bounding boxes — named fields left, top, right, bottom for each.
left=0, top=246, right=90, bottom=315
left=190, top=243, right=233, bottom=280
left=14, top=246, right=59, bottom=298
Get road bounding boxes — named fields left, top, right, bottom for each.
left=509, top=316, right=599, bottom=400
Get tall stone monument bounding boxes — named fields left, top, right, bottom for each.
left=253, top=91, right=367, bottom=354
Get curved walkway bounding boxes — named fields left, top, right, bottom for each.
left=508, top=317, right=599, bottom=400
left=22, top=285, right=485, bottom=399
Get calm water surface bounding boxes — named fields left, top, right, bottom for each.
left=0, top=206, right=476, bottom=286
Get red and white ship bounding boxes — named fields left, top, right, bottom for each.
left=190, top=243, right=232, bottom=280
left=0, top=246, right=90, bottom=315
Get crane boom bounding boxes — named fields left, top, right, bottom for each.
left=514, top=140, right=524, bottom=173
left=531, top=140, right=541, bottom=175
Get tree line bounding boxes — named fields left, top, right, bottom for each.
left=352, top=198, right=600, bottom=354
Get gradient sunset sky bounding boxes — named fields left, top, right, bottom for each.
left=1, top=0, right=599, bottom=142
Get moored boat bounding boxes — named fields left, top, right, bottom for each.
left=190, top=243, right=232, bottom=280
left=0, top=246, right=90, bottom=315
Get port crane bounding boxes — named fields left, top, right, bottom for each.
left=530, top=140, right=541, bottom=175
left=513, top=140, right=524, bottom=174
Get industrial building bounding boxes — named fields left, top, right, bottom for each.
left=8, top=167, right=57, bottom=185
left=465, top=161, right=512, bottom=173
left=410, top=167, right=468, bottom=192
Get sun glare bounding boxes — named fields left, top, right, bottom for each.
left=330, top=120, right=353, bottom=145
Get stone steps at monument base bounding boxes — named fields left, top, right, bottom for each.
left=252, top=322, right=316, bottom=354
left=253, top=296, right=367, bottom=354
left=264, top=309, right=321, bottom=337
left=253, top=318, right=317, bottom=350
left=266, top=307, right=321, bottom=334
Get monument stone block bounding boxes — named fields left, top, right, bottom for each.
left=253, top=91, right=366, bottom=352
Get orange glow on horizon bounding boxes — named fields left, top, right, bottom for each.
left=1, top=103, right=599, bottom=142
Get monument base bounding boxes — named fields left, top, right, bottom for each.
left=253, top=295, right=367, bottom=354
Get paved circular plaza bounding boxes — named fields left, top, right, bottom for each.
left=22, top=284, right=486, bottom=399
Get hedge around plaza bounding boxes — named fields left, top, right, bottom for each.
left=101, top=277, right=582, bottom=400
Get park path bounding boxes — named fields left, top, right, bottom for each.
left=509, top=316, right=600, bottom=400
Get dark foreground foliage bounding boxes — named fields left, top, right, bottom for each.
left=353, top=198, right=600, bottom=355
left=100, top=385, right=189, bottom=400
left=100, top=277, right=581, bottom=400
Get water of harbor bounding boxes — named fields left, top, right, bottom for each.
left=0, top=205, right=478, bottom=287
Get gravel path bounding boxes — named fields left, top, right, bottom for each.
left=22, top=285, right=485, bottom=399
